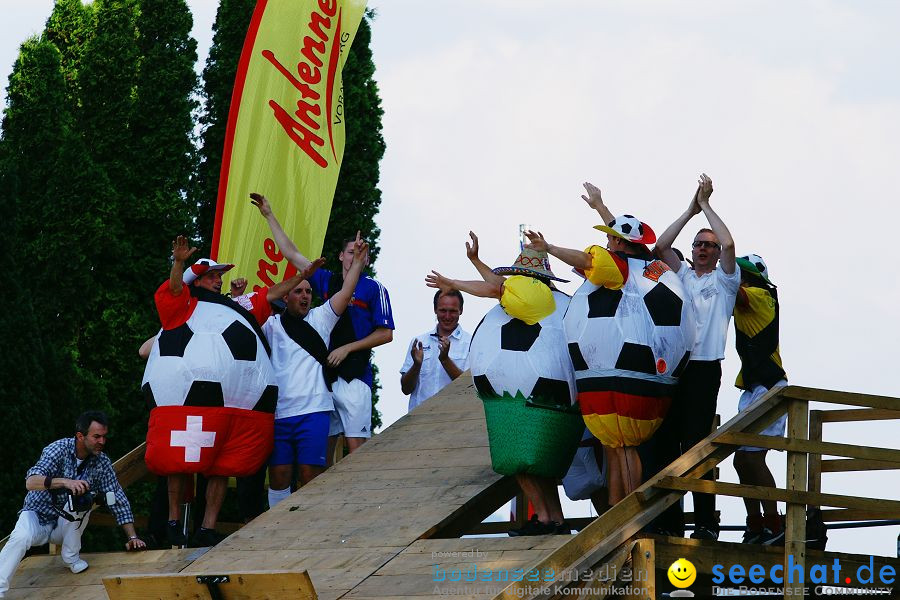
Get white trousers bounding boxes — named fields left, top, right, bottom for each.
left=0, top=510, right=91, bottom=595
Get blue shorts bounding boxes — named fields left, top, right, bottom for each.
left=269, top=412, right=330, bottom=467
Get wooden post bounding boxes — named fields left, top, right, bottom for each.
left=808, top=410, right=823, bottom=495
left=625, top=538, right=655, bottom=600
left=783, top=397, right=808, bottom=599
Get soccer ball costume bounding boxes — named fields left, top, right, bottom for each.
left=566, top=245, right=695, bottom=448
left=469, top=250, right=582, bottom=478
left=142, top=261, right=276, bottom=478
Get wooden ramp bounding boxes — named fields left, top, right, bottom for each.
left=6, top=376, right=536, bottom=599
left=6, top=382, right=900, bottom=599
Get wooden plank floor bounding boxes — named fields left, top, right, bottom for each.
left=9, top=375, right=512, bottom=599
left=2, top=548, right=206, bottom=599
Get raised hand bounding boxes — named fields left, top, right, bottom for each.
left=249, top=192, right=273, bottom=217
left=172, top=235, right=197, bottom=263
left=523, top=230, right=548, bottom=252
left=581, top=182, right=604, bottom=210
left=466, top=231, right=480, bottom=261
left=352, top=231, right=369, bottom=266
left=411, top=340, right=424, bottom=365
left=437, top=336, right=450, bottom=361
left=425, top=270, right=453, bottom=293
left=230, top=278, right=248, bottom=297
left=697, top=173, right=714, bottom=203
left=300, top=257, right=326, bottom=280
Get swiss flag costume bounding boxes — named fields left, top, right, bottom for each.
left=142, top=280, right=276, bottom=477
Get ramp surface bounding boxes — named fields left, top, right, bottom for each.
left=9, top=376, right=516, bottom=599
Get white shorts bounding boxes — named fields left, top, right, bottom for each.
left=329, top=378, right=373, bottom=438
left=562, top=428, right=607, bottom=501
left=737, top=380, right=788, bottom=452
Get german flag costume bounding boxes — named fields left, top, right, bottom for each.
left=565, top=246, right=695, bottom=448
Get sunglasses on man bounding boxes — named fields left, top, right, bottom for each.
left=692, top=240, right=720, bottom=249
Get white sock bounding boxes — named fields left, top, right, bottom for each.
left=268, top=487, right=290, bottom=508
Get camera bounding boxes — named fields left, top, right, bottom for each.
left=65, top=490, right=116, bottom=513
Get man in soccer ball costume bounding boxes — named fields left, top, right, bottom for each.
left=426, top=239, right=578, bottom=536
left=151, top=236, right=318, bottom=547
left=525, top=215, right=694, bottom=506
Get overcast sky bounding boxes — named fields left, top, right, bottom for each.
left=3, top=0, right=898, bottom=557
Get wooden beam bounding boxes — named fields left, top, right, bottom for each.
left=822, top=508, right=900, bottom=521
left=821, top=458, right=900, bottom=472
left=713, top=432, right=900, bottom=463
left=654, top=477, right=900, bottom=513
left=113, top=442, right=149, bottom=489
left=818, top=408, right=900, bottom=423
left=639, top=391, right=789, bottom=503
left=783, top=398, right=808, bottom=600
left=103, top=569, right=317, bottom=600
left=423, top=476, right=519, bottom=539
left=780, top=386, right=900, bottom=410
left=808, top=411, right=823, bottom=496
left=625, top=538, right=655, bottom=600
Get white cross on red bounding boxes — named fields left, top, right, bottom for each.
left=170, top=415, right=216, bottom=462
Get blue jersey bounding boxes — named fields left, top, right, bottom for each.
left=309, top=268, right=394, bottom=386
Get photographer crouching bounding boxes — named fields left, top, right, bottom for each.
left=0, top=411, right=146, bottom=596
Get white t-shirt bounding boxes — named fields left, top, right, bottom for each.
left=263, top=303, right=340, bottom=419
left=400, top=324, right=471, bottom=412
left=678, top=264, right=740, bottom=361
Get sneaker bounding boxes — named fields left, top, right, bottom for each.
left=69, top=559, right=89, bottom=574
left=190, top=527, right=225, bottom=547
left=690, top=525, right=719, bottom=541
left=509, top=515, right=557, bottom=537
left=167, top=521, right=188, bottom=547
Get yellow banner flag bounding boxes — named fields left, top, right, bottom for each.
left=211, top=0, right=368, bottom=291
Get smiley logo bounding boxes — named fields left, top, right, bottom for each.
left=667, top=558, right=696, bottom=588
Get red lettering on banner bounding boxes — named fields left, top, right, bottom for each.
left=257, top=258, right=278, bottom=286
left=263, top=238, right=284, bottom=262
left=261, top=1, right=343, bottom=169
left=253, top=238, right=302, bottom=293
left=319, top=0, right=337, bottom=17
left=270, top=101, right=326, bottom=167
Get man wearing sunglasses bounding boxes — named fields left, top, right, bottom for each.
left=646, top=173, right=739, bottom=541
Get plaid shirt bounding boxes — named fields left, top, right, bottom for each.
left=23, top=438, right=134, bottom=527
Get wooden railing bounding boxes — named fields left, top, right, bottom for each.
left=491, top=385, right=900, bottom=600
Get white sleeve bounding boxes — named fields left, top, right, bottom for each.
left=717, top=265, right=741, bottom=296
left=308, top=302, right=341, bottom=338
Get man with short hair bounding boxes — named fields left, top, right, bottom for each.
left=649, top=173, right=739, bottom=540
left=264, top=236, right=367, bottom=508
left=153, top=236, right=316, bottom=547
left=400, top=290, right=470, bottom=413
left=251, top=193, right=394, bottom=455
left=0, top=412, right=146, bottom=596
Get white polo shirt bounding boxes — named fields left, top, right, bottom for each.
left=263, top=302, right=340, bottom=420
left=678, top=263, right=740, bottom=361
left=400, top=324, right=471, bottom=412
